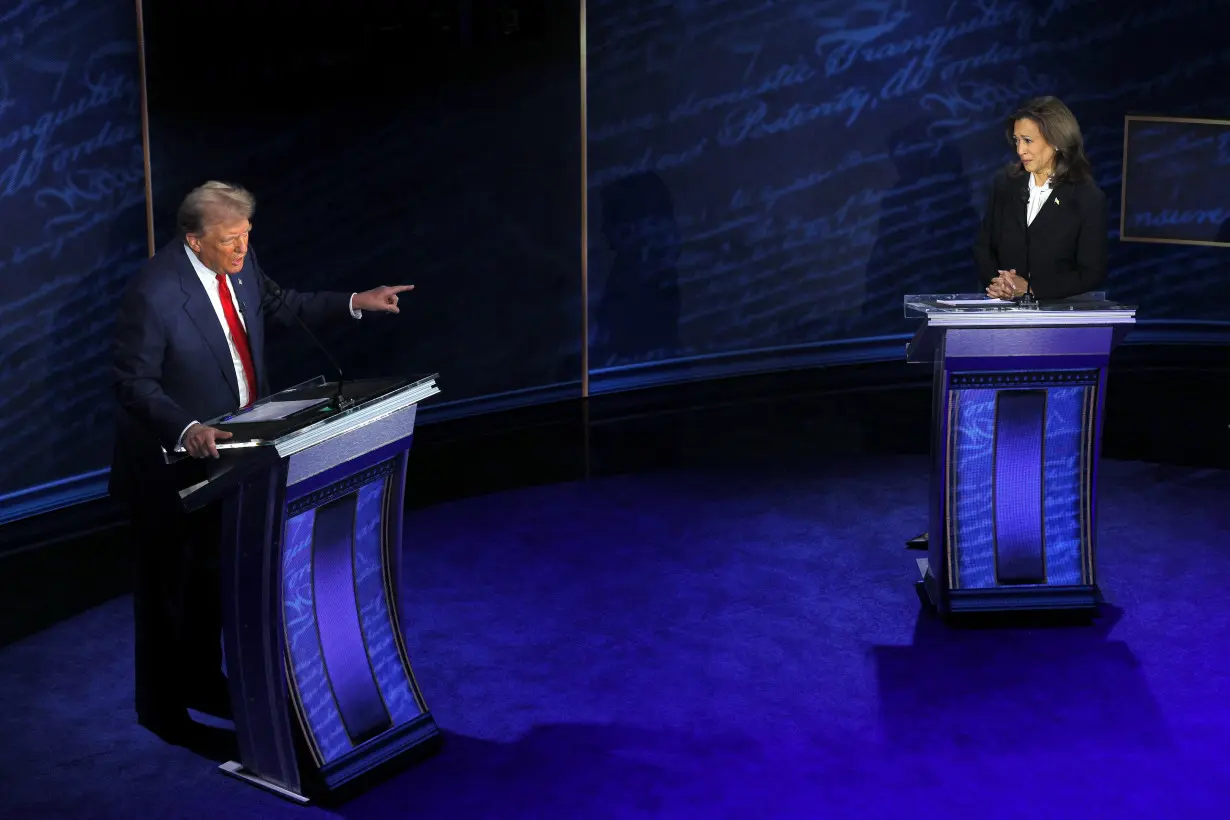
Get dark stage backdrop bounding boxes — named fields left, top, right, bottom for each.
left=6, top=1, right=1230, bottom=526
left=141, top=0, right=584, bottom=420
left=0, top=0, right=147, bottom=520
left=584, top=0, right=1230, bottom=391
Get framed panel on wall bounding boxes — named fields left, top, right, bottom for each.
left=1120, top=115, right=1230, bottom=248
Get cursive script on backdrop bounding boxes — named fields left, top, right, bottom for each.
left=585, top=0, right=1230, bottom=373
left=0, top=0, right=147, bottom=499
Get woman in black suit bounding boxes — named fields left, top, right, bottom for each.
left=909, top=97, right=1110, bottom=551
left=976, top=96, right=1108, bottom=301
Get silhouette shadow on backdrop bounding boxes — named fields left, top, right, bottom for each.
left=1217, top=217, right=1230, bottom=244
left=590, top=171, right=683, bottom=370
left=863, top=120, right=983, bottom=335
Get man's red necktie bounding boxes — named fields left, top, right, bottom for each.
left=215, top=273, right=258, bottom=406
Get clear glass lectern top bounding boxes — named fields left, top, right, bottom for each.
left=170, top=373, right=440, bottom=456
left=904, top=292, right=1135, bottom=318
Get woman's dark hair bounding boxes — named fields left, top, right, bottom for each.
left=1004, top=96, right=1094, bottom=184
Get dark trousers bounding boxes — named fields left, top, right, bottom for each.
left=130, top=498, right=225, bottom=720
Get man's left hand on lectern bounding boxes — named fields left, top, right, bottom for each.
left=183, top=422, right=233, bottom=459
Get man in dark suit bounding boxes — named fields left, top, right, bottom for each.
left=109, top=181, right=413, bottom=745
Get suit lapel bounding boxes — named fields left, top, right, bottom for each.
left=1012, top=174, right=1028, bottom=233
left=176, top=247, right=241, bottom=404
left=1027, top=180, right=1069, bottom=237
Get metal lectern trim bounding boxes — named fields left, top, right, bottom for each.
left=274, top=380, right=439, bottom=459
left=219, top=761, right=311, bottom=804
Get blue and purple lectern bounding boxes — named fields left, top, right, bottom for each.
left=905, top=296, right=1135, bottom=615
left=177, top=374, right=441, bottom=803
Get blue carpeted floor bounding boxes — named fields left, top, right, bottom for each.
left=3, top=456, right=1229, bottom=818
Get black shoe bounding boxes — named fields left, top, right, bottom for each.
left=905, top=532, right=929, bottom=550
left=139, top=710, right=239, bottom=761
left=138, top=707, right=193, bottom=742
left=185, top=676, right=232, bottom=720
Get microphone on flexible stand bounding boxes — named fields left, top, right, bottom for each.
left=261, top=277, right=354, bottom=412
left=1016, top=184, right=1038, bottom=305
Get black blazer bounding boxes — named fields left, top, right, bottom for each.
left=973, top=167, right=1108, bottom=300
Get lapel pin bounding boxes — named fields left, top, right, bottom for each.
left=1054, top=198, right=1060, bottom=206
left=238, top=278, right=243, bottom=285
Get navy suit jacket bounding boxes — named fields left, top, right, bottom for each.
left=109, top=240, right=352, bottom=503
left=973, top=166, right=1109, bottom=301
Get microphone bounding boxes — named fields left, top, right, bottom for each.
left=261, top=277, right=354, bottom=411
left=1017, top=183, right=1037, bottom=305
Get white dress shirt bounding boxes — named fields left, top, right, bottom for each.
left=185, top=245, right=254, bottom=407
left=1026, top=174, right=1052, bottom=226
left=177, top=245, right=361, bottom=448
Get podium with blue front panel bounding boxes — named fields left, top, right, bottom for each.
left=176, top=374, right=441, bottom=803
left=905, top=296, right=1135, bottom=615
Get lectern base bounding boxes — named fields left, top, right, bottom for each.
left=219, top=761, right=312, bottom=805
left=914, top=559, right=1101, bottom=618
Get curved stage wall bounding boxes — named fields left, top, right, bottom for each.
left=0, top=0, right=148, bottom=522
left=2, top=0, right=1230, bottom=524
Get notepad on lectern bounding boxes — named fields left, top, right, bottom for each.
left=226, top=398, right=329, bottom=423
